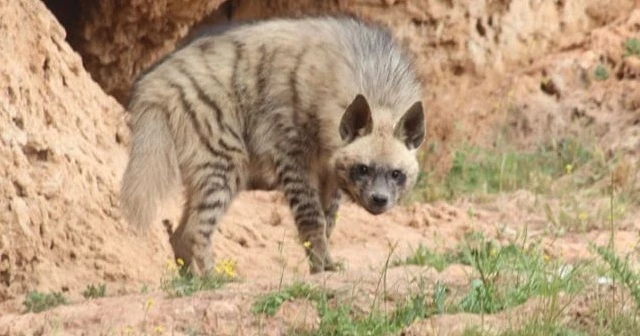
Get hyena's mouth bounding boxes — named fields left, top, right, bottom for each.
left=363, top=203, right=390, bottom=216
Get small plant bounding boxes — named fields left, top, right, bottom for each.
left=160, top=258, right=236, bottom=297
left=389, top=293, right=431, bottom=327
left=498, top=322, right=586, bottom=336
left=253, top=282, right=434, bottom=335
left=308, top=293, right=433, bottom=336
left=23, top=291, right=67, bottom=313
left=252, top=281, right=328, bottom=316
left=454, top=233, right=583, bottom=315
left=83, top=283, right=107, bottom=299
left=624, top=37, right=640, bottom=57
left=594, top=63, right=609, bottom=81
left=593, top=245, right=640, bottom=308
left=391, top=244, right=461, bottom=271
left=433, top=281, right=448, bottom=314
left=438, top=139, right=593, bottom=199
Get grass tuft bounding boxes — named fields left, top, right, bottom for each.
left=83, top=283, right=107, bottom=299
left=593, top=245, right=640, bottom=308
left=413, top=138, right=595, bottom=202
left=624, top=37, right=640, bottom=57
left=455, top=233, right=583, bottom=314
left=160, top=258, right=237, bottom=297
left=391, top=244, right=461, bottom=271
left=23, top=291, right=67, bottom=313
left=252, top=281, right=328, bottom=316
left=307, top=292, right=433, bottom=336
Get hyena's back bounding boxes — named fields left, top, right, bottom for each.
left=120, top=15, right=423, bottom=274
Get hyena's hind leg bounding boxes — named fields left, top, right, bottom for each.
left=276, top=157, right=337, bottom=274
left=170, top=154, right=247, bottom=276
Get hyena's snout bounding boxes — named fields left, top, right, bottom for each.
left=364, top=193, right=391, bottom=215
left=371, top=193, right=389, bottom=208
left=363, top=180, right=395, bottom=215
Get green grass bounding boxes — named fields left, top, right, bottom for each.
left=23, top=291, right=67, bottom=313
left=395, top=232, right=585, bottom=316
left=413, top=138, right=595, bottom=202
left=252, top=281, right=329, bottom=316
left=298, top=292, right=433, bottom=336
left=160, top=265, right=235, bottom=298
left=499, top=322, right=585, bottom=336
left=255, top=247, right=443, bottom=335
left=455, top=233, right=584, bottom=314
left=253, top=281, right=436, bottom=336
left=463, top=323, right=585, bottom=336
left=82, top=283, right=107, bottom=299
left=624, top=37, right=640, bottom=57
left=594, top=63, right=609, bottom=81
left=391, top=244, right=463, bottom=271
left=451, top=221, right=640, bottom=335
left=593, top=245, right=640, bottom=309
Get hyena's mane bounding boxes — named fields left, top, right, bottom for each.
left=323, top=16, right=423, bottom=112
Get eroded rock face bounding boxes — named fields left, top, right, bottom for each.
left=59, top=0, right=227, bottom=104
left=0, top=0, right=171, bottom=300
left=57, top=0, right=638, bottom=107
left=56, top=0, right=637, bottom=142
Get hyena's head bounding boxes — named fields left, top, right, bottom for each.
left=332, top=94, right=425, bottom=215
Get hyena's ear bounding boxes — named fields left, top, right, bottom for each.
left=339, top=94, right=373, bottom=143
left=394, top=101, right=425, bottom=150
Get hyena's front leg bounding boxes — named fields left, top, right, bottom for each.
left=276, top=158, right=337, bottom=274
left=170, top=155, right=246, bottom=277
left=321, top=185, right=341, bottom=241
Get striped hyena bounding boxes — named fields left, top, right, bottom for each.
left=119, top=15, right=426, bottom=275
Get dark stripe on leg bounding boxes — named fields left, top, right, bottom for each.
left=197, top=200, right=224, bottom=212
left=255, top=44, right=268, bottom=108
left=289, top=49, right=308, bottom=127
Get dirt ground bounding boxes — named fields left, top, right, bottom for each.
left=1, top=0, right=640, bottom=335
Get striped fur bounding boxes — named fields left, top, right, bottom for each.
left=120, top=15, right=426, bottom=275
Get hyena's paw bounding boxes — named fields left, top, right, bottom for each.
left=314, top=261, right=342, bottom=273
left=309, top=258, right=339, bottom=274
left=326, top=259, right=346, bottom=272
left=306, top=243, right=340, bottom=274
left=170, top=231, right=213, bottom=277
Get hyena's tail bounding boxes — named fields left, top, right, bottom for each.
left=119, top=105, right=181, bottom=232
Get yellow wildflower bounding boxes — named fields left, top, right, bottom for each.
left=565, top=164, right=573, bottom=174
left=543, top=254, right=550, bottom=263
left=578, top=212, right=588, bottom=222
left=214, top=258, right=237, bottom=278
left=303, top=241, right=312, bottom=249
left=176, top=258, right=185, bottom=267
left=165, top=259, right=177, bottom=272
left=123, top=326, right=134, bottom=336
left=145, top=298, right=155, bottom=311
left=154, top=325, right=165, bottom=334
left=489, top=248, right=497, bottom=257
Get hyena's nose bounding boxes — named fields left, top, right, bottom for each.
left=371, top=194, right=389, bottom=207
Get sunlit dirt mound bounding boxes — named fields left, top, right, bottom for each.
left=0, top=0, right=172, bottom=301
left=1, top=0, right=639, bottom=335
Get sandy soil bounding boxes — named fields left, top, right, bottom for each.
left=1, top=0, right=639, bottom=335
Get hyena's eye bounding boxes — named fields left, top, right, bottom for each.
left=391, top=169, right=405, bottom=181
left=357, top=164, right=369, bottom=175
left=351, top=164, right=369, bottom=177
